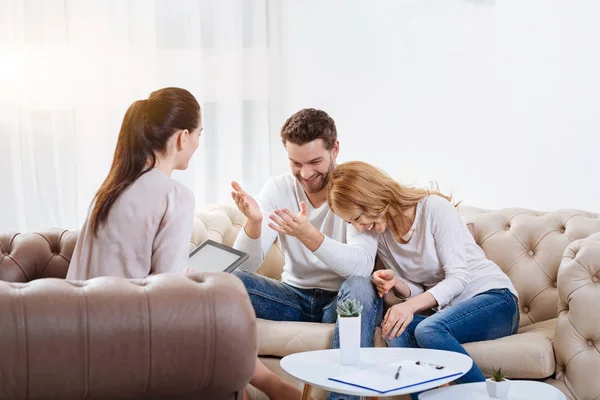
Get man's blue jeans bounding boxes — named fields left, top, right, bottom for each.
left=232, top=270, right=382, bottom=400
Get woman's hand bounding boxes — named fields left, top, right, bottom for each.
left=372, top=269, right=396, bottom=297
left=381, top=302, right=415, bottom=340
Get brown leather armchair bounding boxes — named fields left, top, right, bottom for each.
left=0, top=229, right=257, bottom=400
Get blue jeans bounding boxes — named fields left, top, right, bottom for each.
left=386, top=288, right=520, bottom=400
left=232, top=270, right=382, bottom=400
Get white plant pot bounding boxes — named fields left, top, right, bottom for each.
left=339, top=315, right=361, bottom=366
left=486, top=378, right=510, bottom=398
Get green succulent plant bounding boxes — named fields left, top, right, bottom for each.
left=336, top=298, right=363, bottom=317
left=491, top=367, right=506, bottom=382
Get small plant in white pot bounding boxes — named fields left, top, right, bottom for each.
left=486, top=367, right=510, bottom=398
left=336, top=298, right=363, bottom=366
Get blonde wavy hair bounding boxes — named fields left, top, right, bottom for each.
left=326, top=161, right=459, bottom=243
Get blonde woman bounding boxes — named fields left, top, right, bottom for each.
left=326, top=161, right=519, bottom=388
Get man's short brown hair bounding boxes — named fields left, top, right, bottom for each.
left=280, top=108, right=337, bottom=150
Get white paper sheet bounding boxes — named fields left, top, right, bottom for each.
left=328, top=359, right=463, bottom=394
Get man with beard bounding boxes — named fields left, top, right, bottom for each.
left=231, top=109, right=381, bottom=389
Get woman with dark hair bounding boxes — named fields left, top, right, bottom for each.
left=68, top=87, right=201, bottom=279
left=67, top=87, right=306, bottom=400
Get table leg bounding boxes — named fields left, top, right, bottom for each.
left=301, top=384, right=313, bottom=400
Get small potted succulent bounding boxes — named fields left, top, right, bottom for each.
left=486, top=367, right=510, bottom=398
left=336, top=298, right=363, bottom=366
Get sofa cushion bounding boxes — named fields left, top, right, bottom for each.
left=258, top=317, right=556, bottom=381
left=463, top=318, right=556, bottom=379
left=257, top=319, right=335, bottom=357
left=374, top=318, right=554, bottom=380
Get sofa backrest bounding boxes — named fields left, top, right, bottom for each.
left=194, top=203, right=600, bottom=328
left=0, top=229, right=78, bottom=282
left=4, top=203, right=599, bottom=329
left=0, top=227, right=202, bottom=282
left=459, top=206, right=600, bottom=327
left=0, top=204, right=283, bottom=283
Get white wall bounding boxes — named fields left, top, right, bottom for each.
left=277, top=0, right=600, bottom=211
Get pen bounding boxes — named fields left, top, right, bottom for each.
left=415, top=361, right=445, bottom=370
left=395, top=365, right=402, bottom=380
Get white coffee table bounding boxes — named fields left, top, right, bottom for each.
left=280, top=348, right=473, bottom=400
left=419, top=381, right=566, bottom=399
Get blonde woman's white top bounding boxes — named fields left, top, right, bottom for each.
left=377, top=195, right=518, bottom=309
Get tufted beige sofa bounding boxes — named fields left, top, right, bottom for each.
left=194, top=203, right=600, bottom=400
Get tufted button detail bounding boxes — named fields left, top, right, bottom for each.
left=506, top=225, right=511, bottom=230
left=592, top=276, right=599, bottom=283
left=587, top=340, right=594, bottom=347
left=553, top=281, right=557, bottom=288
left=523, top=306, right=530, bottom=313
left=528, top=250, right=534, bottom=257
left=560, top=228, right=565, bottom=233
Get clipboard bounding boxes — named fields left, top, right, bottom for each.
left=328, top=360, right=463, bottom=394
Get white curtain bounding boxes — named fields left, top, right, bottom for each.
left=0, top=0, right=284, bottom=232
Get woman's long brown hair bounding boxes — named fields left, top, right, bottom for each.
left=89, top=87, right=200, bottom=235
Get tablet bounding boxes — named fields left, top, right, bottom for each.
left=188, top=239, right=249, bottom=273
